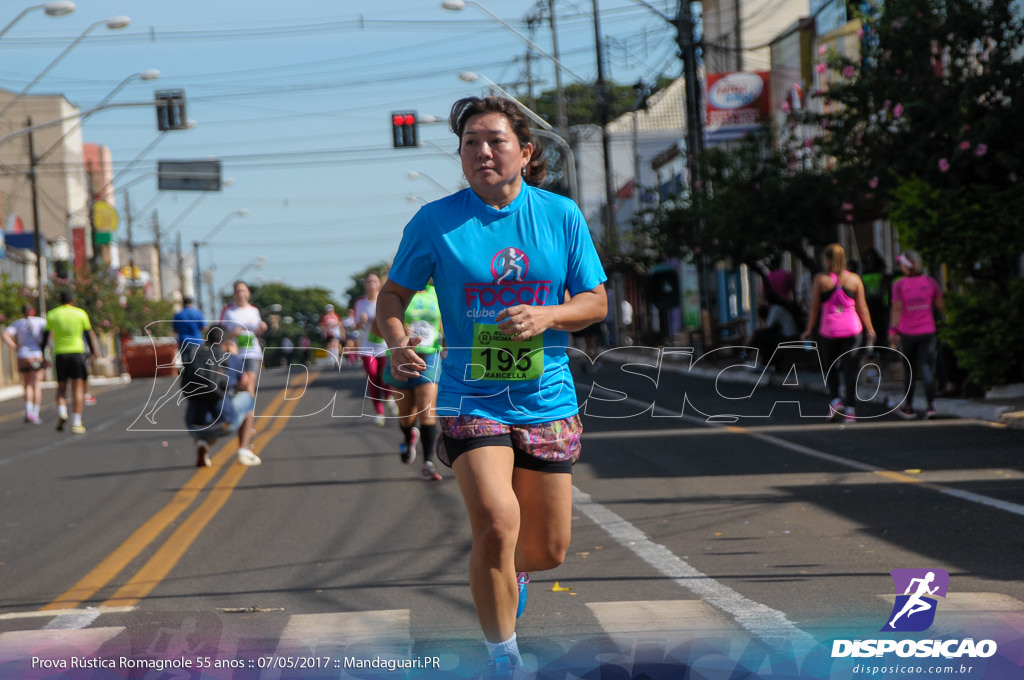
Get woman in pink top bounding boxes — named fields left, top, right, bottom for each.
left=801, top=243, right=876, bottom=422
left=890, top=251, right=944, bottom=419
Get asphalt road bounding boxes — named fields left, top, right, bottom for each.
left=1, top=358, right=1021, bottom=678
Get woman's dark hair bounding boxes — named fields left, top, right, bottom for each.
left=449, top=96, right=547, bottom=187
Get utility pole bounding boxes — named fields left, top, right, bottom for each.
left=176, top=232, right=185, bottom=304
left=152, top=210, right=163, bottom=299
left=525, top=12, right=540, bottom=112
left=734, top=0, right=744, bottom=70
left=676, top=0, right=710, bottom=314
left=192, top=241, right=202, bottom=316
left=592, top=0, right=623, bottom=348
left=547, top=0, right=569, bottom=136
left=27, top=120, right=46, bottom=315
left=124, top=190, right=135, bottom=286
left=676, top=0, right=705, bottom=192
left=592, top=0, right=617, bottom=256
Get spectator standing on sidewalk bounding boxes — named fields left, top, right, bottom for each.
left=890, top=251, right=944, bottom=419
left=378, top=96, right=607, bottom=677
left=3, top=303, right=48, bottom=424
left=801, top=243, right=876, bottom=422
left=43, top=290, right=99, bottom=434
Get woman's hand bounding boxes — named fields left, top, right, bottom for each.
left=496, top=305, right=552, bottom=340
left=389, top=338, right=426, bottom=380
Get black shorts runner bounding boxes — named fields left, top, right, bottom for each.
left=54, top=353, right=89, bottom=382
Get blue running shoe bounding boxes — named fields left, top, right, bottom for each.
left=516, top=572, right=530, bottom=618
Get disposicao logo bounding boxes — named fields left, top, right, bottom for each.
left=883, top=568, right=949, bottom=632
left=831, top=568, right=998, bottom=660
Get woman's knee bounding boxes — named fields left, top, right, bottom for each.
left=471, top=506, right=520, bottom=558
left=519, top=538, right=568, bottom=571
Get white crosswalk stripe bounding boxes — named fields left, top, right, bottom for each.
left=0, top=627, right=124, bottom=664
left=879, top=592, right=1024, bottom=638
left=2, top=594, right=1022, bottom=674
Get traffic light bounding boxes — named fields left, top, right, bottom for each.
left=391, top=111, right=418, bottom=148
left=155, top=89, right=187, bottom=131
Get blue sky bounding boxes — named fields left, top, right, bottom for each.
left=1, top=0, right=681, bottom=310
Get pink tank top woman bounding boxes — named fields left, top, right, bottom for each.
left=819, top=272, right=863, bottom=339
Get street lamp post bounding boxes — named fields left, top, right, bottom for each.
left=0, top=99, right=153, bottom=148
left=192, top=209, right=248, bottom=317
left=224, top=256, right=266, bottom=297
left=34, top=70, right=160, bottom=168
left=0, top=15, right=132, bottom=121
left=406, top=170, right=452, bottom=196
left=0, top=2, right=75, bottom=41
left=442, top=1, right=584, bottom=82
left=458, top=71, right=579, bottom=204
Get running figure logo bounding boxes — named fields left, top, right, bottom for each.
left=492, top=247, right=529, bottom=285
left=882, top=568, right=949, bottom=632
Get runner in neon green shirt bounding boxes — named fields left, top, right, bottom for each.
left=383, top=284, right=444, bottom=481
left=44, top=290, right=99, bottom=434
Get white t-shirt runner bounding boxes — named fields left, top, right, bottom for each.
left=353, top=296, right=387, bottom=356
left=218, top=303, right=263, bottom=361
left=4, top=316, right=47, bottom=359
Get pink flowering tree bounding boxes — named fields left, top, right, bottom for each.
left=806, top=0, right=1024, bottom=387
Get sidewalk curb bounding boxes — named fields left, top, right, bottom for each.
left=998, top=410, right=1024, bottom=430
left=606, top=350, right=1013, bottom=425
left=0, top=374, right=133, bottom=404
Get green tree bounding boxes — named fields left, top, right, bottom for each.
left=808, top=0, right=1024, bottom=387
left=629, top=125, right=840, bottom=276
left=0, top=274, right=30, bottom=324
left=531, top=76, right=675, bottom=128
left=245, top=281, right=340, bottom=346
left=47, top=267, right=174, bottom=338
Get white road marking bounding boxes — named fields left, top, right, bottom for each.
left=572, top=486, right=817, bottom=650
left=573, top=382, right=1024, bottom=651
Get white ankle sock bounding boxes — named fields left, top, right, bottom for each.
left=485, top=633, right=521, bottom=664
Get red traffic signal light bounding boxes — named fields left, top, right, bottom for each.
left=391, top=110, right=419, bottom=148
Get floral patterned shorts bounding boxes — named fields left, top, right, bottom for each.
left=437, top=414, right=583, bottom=473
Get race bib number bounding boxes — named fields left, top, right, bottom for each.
left=237, top=331, right=256, bottom=349
left=470, top=323, right=543, bottom=381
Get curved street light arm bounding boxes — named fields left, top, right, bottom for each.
left=461, top=71, right=554, bottom=132
left=0, top=2, right=76, bottom=41
left=531, top=129, right=578, bottom=205
left=443, top=0, right=586, bottom=83
left=0, top=16, right=131, bottom=121
left=0, top=100, right=152, bottom=147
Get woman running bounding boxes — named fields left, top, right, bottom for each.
left=377, top=96, right=607, bottom=677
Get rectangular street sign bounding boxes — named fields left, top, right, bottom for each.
left=157, top=159, right=222, bottom=191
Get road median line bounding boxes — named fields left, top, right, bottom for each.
left=100, top=372, right=318, bottom=607
left=42, top=372, right=313, bottom=611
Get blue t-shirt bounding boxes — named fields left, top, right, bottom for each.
left=389, top=184, right=607, bottom=423
left=173, top=306, right=205, bottom=348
